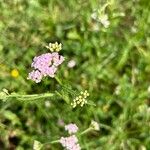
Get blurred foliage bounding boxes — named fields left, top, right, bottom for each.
left=0, top=0, right=150, bottom=149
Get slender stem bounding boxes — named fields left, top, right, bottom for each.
left=44, top=140, right=60, bottom=145
left=80, top=127, right=93, bottom=135
left=50, top=140, right=60, bottom=144
left=99, top=123, right=112, bottom=131
left=2, top=93, right=55, bottom=101
left=80, top=123, right=112, bottom=136
left=55, top=76, right=62, bottom=86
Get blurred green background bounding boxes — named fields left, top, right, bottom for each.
left=0, top=0, right=150, bottom=149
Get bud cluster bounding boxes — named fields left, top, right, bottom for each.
left=46, top=42, right=62, bottom=52
left=71, top=90, right=89, bottom=108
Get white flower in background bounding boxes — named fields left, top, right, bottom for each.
left=91, top=10, right=110, bottom=28
left=67, top=60, right=76, bottom=68
left=90, top=120, right=100, bottom=131
left=147, top=86, right=150, bottom=93
left=115, top=85, right=121, bottom=95
left=138, top=104, right=148, bottom=113
left=33, top=140, right=43, bottom=150
left=98, top=14, right=110, bottom=28
left=131, top=26, right=137, bottom=33
left=91, top=11, right=97, bottom=20
left=45, top=100, right=51, bottom=107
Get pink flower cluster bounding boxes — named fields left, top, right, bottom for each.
left=65, top=123, right=78, bottom=134
left=60, top=123, right=81, bottom=150
left=27, top=52, right=64, bottom=83
left=60, top=135, right=81, bottom=150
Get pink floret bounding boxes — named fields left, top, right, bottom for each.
left=28, top=52, right=64, bottom=83
left=27, top=70, right=42, bottom=83
left=65, top=123, right=78, bottom=134
left=60, top=135, right=81, bottom=150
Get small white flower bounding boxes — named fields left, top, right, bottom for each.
left=67, top=60, right=76, bottom=68
left=45, top=101, right=51, bottom=107
left=99, top=14, right=110, bottom=28
left=131, top=26, right=137, bottom=33
left=33, top=140, right=43, bottom=150
left=115, top=85, right=121, bottom=95
left=91, top=12, right=97, bottom=20
left=148, top=86, right=150, bottom=93
left=90, top=120, right=100, bottom=131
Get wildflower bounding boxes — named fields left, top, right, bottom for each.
left=65, top=123, right=78, bottom=134
left=46, top=42, right=62, bottom=52
left=98, top=14, right=110, bottom=28
left=67, top=60, right=76, bottom=68
left=71, top=90, right=89, bottom=108
left=131, top=26, right=137, bottom=33
left=45, top=100, right=51, bottom=107
left=115, top=85, right=121, bottom=95
left=91, top=10, right=110, bottom=28
left=90, top=120, right=100, bottom=131
left=28, top=70, right=43, bottom=83
left=91, top=11, right=97, bottom=20
left=27, top=44, right=65, bottom=83
left=148, top=86, right=150, bottom=93
left=60, top=135, right=81, bottom=150
left=11, top=69, right=19, bottom=78
left=33, top=140, right=43, bottom=150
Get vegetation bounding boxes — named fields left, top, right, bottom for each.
left=0, top=0, right=150, bottom=149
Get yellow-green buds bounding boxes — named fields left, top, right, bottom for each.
left=71, top=90, right=90, bottom=108
left=46, top=42, right=62, bottom=52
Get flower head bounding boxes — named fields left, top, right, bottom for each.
left=60, top=135, right=80, bottom=150
left=65, top=123, right=78, bottom=134
left=90, top=120, right=100, bottom=131
left=46, top=42, right=62, bottom=52
left=33, top=140, right=43, bottom=150
left=91, top=10, right=110, bottom=28
left=98, top=14, right=110, bottom=28
left=27, top=70, right=43, bottom=83
left=71, top=90, right=90, bottom=108
left=28, top=44, right=65, bottom=83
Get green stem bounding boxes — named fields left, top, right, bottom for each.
left=55, top=76, right=62, bottom=86
left=50, top=140, right=60, bottom=144
left=44, top=140, right=60, bottom=145
left=99, top=123, right=112, bottom=131
left=3, top=93, right=55, bottom=101
left=80, top=127, right=93, bottom=135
